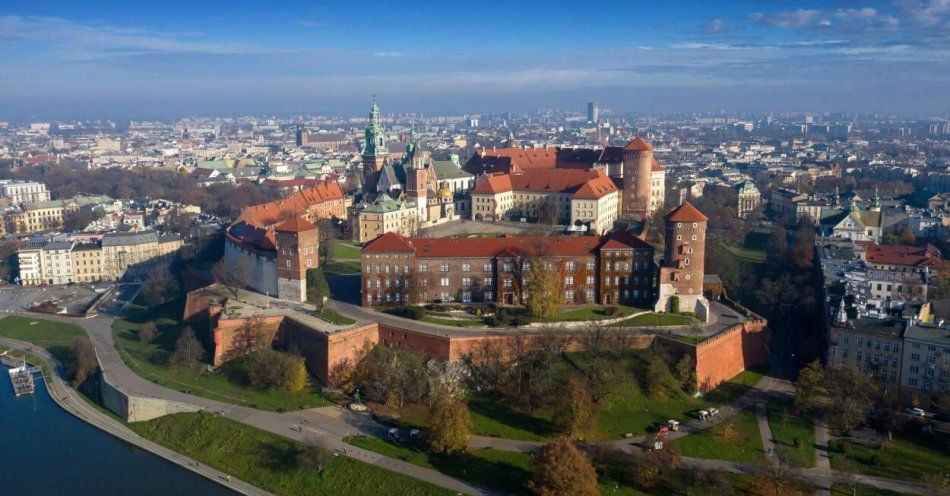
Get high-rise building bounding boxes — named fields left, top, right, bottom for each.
left=587, top=101, right=599, bottom=123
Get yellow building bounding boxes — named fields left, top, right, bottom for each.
left=350, top=193, right=419, bottom=243
left=71, top=243, right=103, bottom=283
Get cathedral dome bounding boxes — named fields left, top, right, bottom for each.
left=438, top=186, right=453, bottom=199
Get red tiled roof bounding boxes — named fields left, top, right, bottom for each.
left=472, top=169, right=617, bottom=199
left=275, top=215, right=317, bottom=233
left=240, top=180, right=343, bottom=228
left=664, top=201, right=708, bottom=222
left=651, top=157, right=663, bottom=172
left=624, top=138, right=653, bottom=152
left=363, top=233, right=645, bottom=258
left=859, top=242, right=943, bottom=268
left=472, top=173, right=513, bottom=194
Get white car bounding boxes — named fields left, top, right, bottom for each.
left=907, top=407, right=926, bottom=417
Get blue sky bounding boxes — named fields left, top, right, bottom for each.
left=1, top=0, right=949, bottom=119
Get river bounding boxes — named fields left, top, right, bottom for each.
left=0, top=369, right=236, bottom=496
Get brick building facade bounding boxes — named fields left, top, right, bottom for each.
left=360, top=231, right=656, bottom=308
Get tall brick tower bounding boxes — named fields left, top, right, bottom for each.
left=361, top=96, right=389, bottom=185
left=655, top=201, right=709, bottom=319
left=622, top=137, right=654, bottom=220
left=274, top=216, right=319, bottom=302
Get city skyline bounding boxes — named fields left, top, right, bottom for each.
left=2, top=0, right=950, bottom=119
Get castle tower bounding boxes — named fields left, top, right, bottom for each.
left=362, top=96, right=389, bottom=182
left=406, top=166, right=429, bottom=222
left=274, top=216, right=320, bottom=302
left=622, top=137, right=654, bottom=220
left=655, top=201, right=709, bottom=319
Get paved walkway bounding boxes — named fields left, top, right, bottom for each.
left=0, top=336, right=269, bottom=496
left=755, top=401, right=778, bottom=464
left=9, top=312, right=496, bottom=496
left=813, top=421, right=834, bottom=496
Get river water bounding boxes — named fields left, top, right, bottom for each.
left=0, top=370, right=236, bottom=496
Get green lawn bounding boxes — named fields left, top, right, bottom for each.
left=113, top=300, right=332, bottom=412
left=0, top=315, right=88, bottom=364
left=721, top=243, right=767, bottom=263
left=678, top=409, right=766, bottom=463
left=611, top=312, right=697, bottom=327
left=346, top=436, right=532, bottom=495
left=703, top=367, right=766, bottom=404
left=420, top=316, right=487, bottom=328
left=315, top=308, right=356, bottom=325
left=328, top=239, right=362, bottom=260
left=129, top=413, right=453, bottom=496
left=766, top=398, right=815, bottom=467
left=829, top=435, right=950, bottom=483
left=830, top=484, right=911, bottom=496
left=323, top=259, right=362, bottom=275
left=549, top=305, right=643, bottom=322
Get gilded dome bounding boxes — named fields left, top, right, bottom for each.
left=438, top=186, right=453, bottom=199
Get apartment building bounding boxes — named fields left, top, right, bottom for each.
left=0, top=180, right=50, bottom=205
left=17, top=231, right=182, bottom=285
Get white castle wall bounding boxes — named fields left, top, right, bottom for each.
left=225, top=239, right=278, bottom=297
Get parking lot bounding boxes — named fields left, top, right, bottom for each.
left=0, top=284, right=110, bottom=315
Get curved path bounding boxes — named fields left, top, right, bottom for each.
left=9, top=311, right=497, bottom=496
left=0, top=335, right=269, bottom=496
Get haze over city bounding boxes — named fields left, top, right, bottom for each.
left=3, top=0, right=950, bottom=119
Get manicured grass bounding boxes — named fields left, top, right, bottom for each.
left=323, top=259, right=362, bottom=275
left=678, top=408, right=766, bottom=463
left=328, top=239, right=362, bottom=260
left=611, top=312, right=697, bottom=327
left=315, top=308, right=356, bottom=325
left=831, top=484, right=911, bottom=496
left=829, top=435, right=950, bottom=483
left=0, top=315, right=86, bottom=349
left=129, top=413, right=453, bottom=496
left=722, top=243, right=767, bottom=263
left=421, top=316, right=486, bottom=328
left=0, top=315, right=89, bottom=365
left=549, top=304, right=643, bottom=322
left=346, top=436, right=532, bottom=495
left=766, top=398, right=816, bottom=467
left=113, top=300, right=332, bottom=412
left=703, top=367, right=766, bottom=404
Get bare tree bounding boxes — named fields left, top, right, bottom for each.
left=213, top=255, right=252, bottom=297
left=227, top=318, right=265, bottom=360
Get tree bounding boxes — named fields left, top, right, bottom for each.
left=552, top=377, right=594, bottom=437
left=140, top=265, right=180, bottom=306
left=425, top=400, right=471, bottom=454
left=170, top=326, right=204, bottom=368
left=66, top=337, right=98, bottom=386
left=823, top=366, right=875, bottom=434
left=644, top=355, right=679, bottom=399
left=162, top=208, right=194, bottom=237
left=767, top=225, right=789, bottom=265
left=793, top=360, right=826, bottom=415
left=212, top=256, right=252, bottom=297
left=63, top=205, right=103, bottom=231
left=296, top=437, right=331, bottom=473
left=669, top=295, right=680, bottom=313
left=306, top=267, right=332, bottom=308
left=674, top=355, right=697, bottom=394
left=536, top=197, right=560, bottom=225
left=227, top=319, right=265, bottom=360
left=524, top=257, right=564, bottom=319
left=791, top=220, right=815, bottom=269
left=138, top=321, right=158, bottom=344
left=921, top=473, right=950, bottom=496
left=246, top=349, right=308, bottom=391
left=530, top=438, right=599, bottom=496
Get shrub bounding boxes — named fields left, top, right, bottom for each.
left=669, top=295, right=680, bottom=313
left=793, top=437, right=802, bottom=448
left=603, top=306, right=619, bottom=316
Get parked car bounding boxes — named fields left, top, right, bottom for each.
left=906, top=407, right=926, bottom=417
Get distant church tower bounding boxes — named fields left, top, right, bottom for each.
left=362, top=96, right=389, bottom=183
left=274, top=216, right=320, bottom=303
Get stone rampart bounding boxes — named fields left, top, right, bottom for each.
left=100, top=372, right=201, bottom=422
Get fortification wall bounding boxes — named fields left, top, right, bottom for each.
left=655, top=319, right=769, bottom=392
left=211, top=315, right=284, bottom=366
left=100, top=373, right=200, bottom=422
left=224, top=238, right=278, bottom=297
